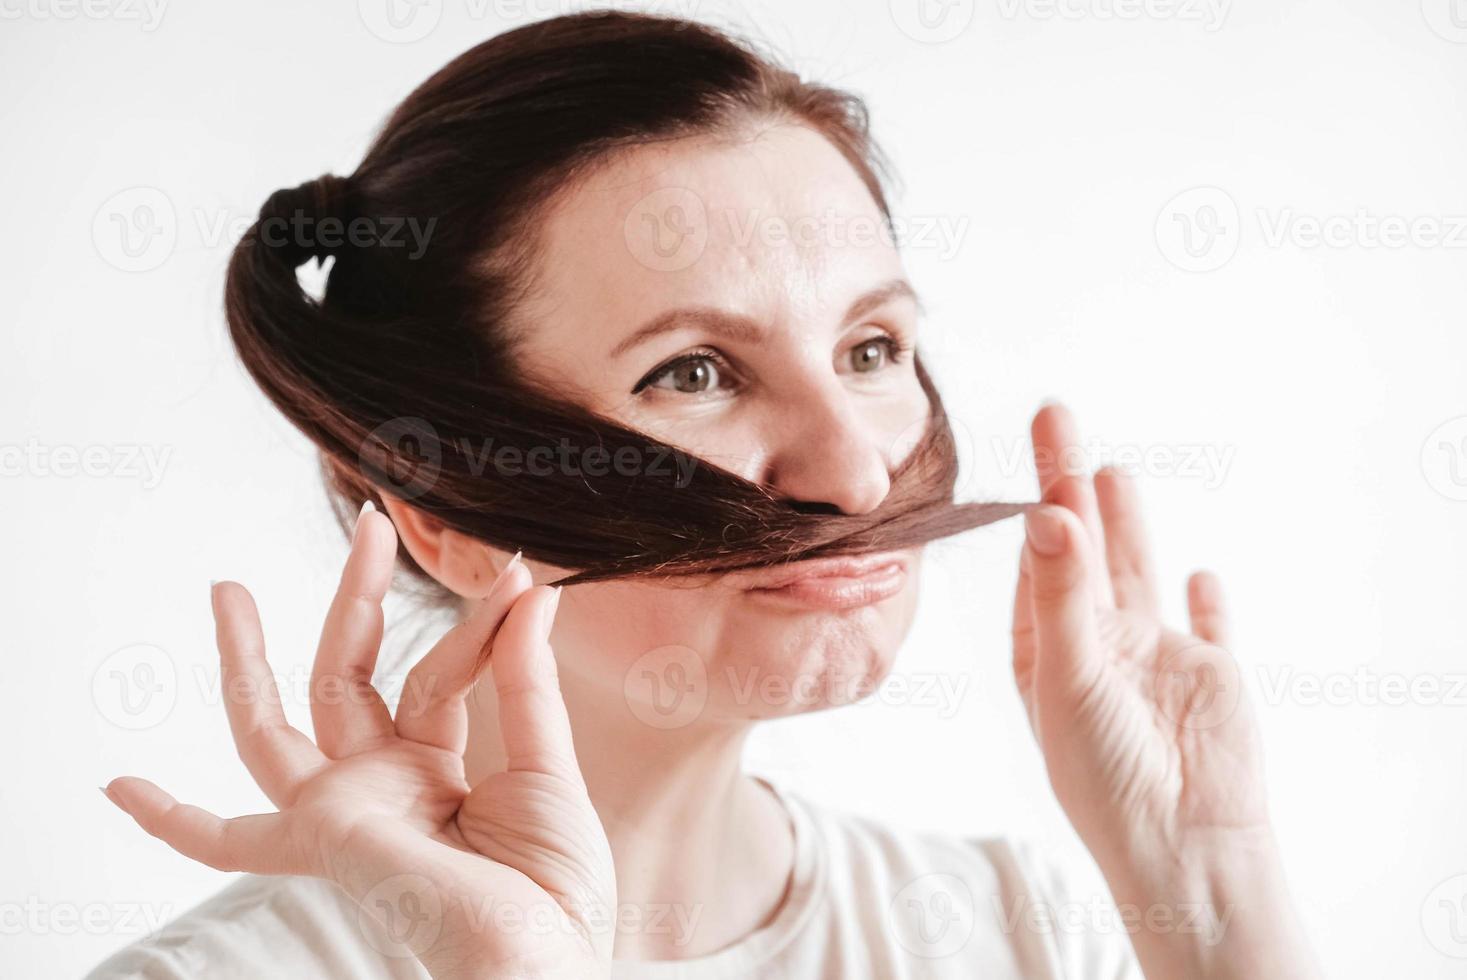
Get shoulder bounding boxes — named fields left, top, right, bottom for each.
left=81, top=874, right=426, bottom=980
left=775, top=784, right=1144, bottom=980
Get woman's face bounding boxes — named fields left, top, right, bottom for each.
left=510, top=121, right=931, bottom=725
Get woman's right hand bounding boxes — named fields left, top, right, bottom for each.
left=102, top=502, right=617, bottom=980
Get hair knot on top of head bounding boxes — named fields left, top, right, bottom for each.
left=255, top=173, right=356, bottom=269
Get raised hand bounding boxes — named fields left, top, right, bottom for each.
left=1011, top=404, right=1318, bottom=980
left=102, top=503, right=616, bottom=980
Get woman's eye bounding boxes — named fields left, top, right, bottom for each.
left=850, top=337, right=895, bottom=373
left=646, top=354, right=721, bottom=393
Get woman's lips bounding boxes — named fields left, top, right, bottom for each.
left=741, top=552, right=910, bottom=610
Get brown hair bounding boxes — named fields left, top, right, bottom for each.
left=224, top=10, right=1026, bottom=594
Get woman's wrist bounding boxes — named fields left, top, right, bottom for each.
left=1100, top=826, right=1320, bottom=980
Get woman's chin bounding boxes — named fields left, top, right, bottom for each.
left=705, top=603, right=915, bottom=720
left=558, top=564, right=921, bottom=725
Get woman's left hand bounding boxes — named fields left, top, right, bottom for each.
left=1011, top=403, right=1318, bottom=980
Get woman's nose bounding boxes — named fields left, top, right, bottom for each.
left=761, top=384, right=892, bottom=516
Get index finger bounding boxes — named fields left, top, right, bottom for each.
left=484, top=586, right=583, bottom=783
left=213, top=581, right=327, bottom=807
left=394, top=555, right=534, bottom=752
left=310, top=501, right=397, bottom=758
left=1032, top=403, right=1115, bottom=607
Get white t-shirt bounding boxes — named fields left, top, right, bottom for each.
left=84, top=778, right=1143, bottom=979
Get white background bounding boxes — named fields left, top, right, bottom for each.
left=4, top=0, right=1466, bottom=976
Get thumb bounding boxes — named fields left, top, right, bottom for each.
left=1023, top=505, right=1106, bottom=703
left=482, top=585, right=584, bottom=784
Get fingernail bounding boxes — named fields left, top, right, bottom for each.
left=352, top=499, right=375, bottom=544
left=1192, top=571, right=1222, bottom=606
left=1025, top=508, right=1069, bottom=557
left=541, top=586, right=562, bottom=633
left=484, top=551, right=525, bottom=603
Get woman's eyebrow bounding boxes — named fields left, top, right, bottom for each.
left=611, top=307, right=765, bottom=358
left=846, top=277, right=923, bottom=325
left=610, top=277, right=923, bottom=358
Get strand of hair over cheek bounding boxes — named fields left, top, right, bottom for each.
left=339, top=363, right=1033, bottom=586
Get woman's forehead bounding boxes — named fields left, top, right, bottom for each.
left=523, top=123, right=906, bottom=349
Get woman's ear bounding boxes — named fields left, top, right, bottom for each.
left=377, top=495, right=511, bottom=598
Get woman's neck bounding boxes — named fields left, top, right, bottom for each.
left=461, top=663, right=796, bottom=960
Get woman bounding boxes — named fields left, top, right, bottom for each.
left=90, top=11, right=1319, bottom=979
